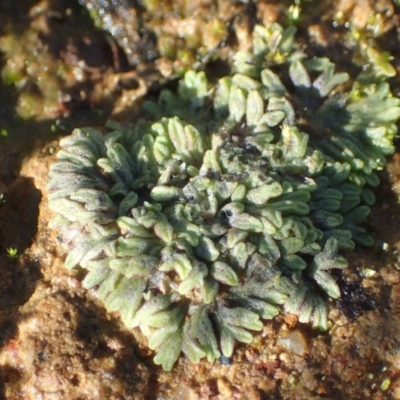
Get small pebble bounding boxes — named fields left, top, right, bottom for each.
left=279, top=330, right=308, bottom=355
left=217, top=377, right=233, bottom=398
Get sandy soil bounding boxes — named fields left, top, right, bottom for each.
left=1, top=0, right=400, bottom=399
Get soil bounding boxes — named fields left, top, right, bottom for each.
left=2, top=0, right=400, bottom=399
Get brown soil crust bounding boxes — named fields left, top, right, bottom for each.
left=2, top=1, right=400, bottom=399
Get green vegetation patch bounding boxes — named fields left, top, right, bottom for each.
left=47, top=22, right=400, bottom=370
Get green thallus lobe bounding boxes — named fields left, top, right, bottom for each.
left=47, top=23, right=400, bottom=370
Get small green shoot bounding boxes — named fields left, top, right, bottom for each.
left=287, top=5, right=301, bottom=23
left=6, top=247, right=18, bottom=260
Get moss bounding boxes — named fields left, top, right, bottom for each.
left=47, top=22, right=400, bottom=371
left=79, top=0, right=229, bottom=71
